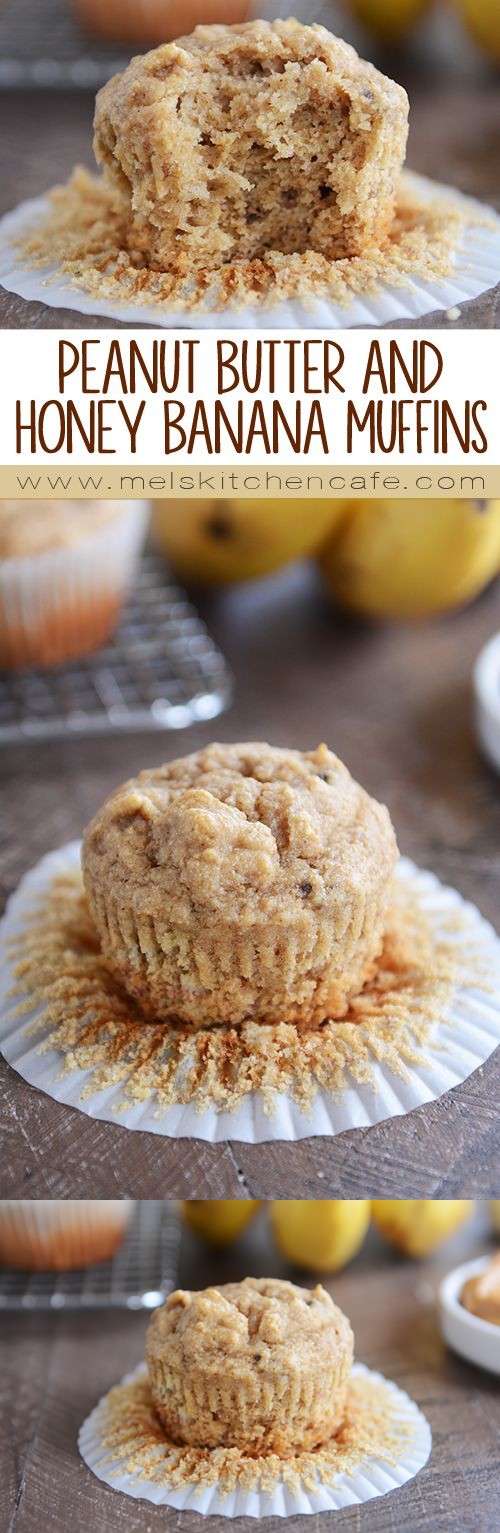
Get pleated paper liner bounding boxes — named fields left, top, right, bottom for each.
left=0, top=840, right=499, bottom=1144
left=0, top=502, right=149, bottom=671
left=0, top=172, right=498, bottom=328
left=78, top=1360, right=432, bottom=1519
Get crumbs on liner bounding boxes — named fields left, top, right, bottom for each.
left=16, top=167, right=471, bottom=315
left=4, top=866, right=486, bottom=1119
left=90, top=1369, right=416, bottom=1499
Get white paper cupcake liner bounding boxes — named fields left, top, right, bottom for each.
left=78, top=1360, right=432, bottom=1519
left=0, top=502, right=149, bottom=667
left=0, top=173, right=498, bottom=328
left=0, top=840, right=499, bottom=1144
left=0, top=1199, right=133, bottom=1270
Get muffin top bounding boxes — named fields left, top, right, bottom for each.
left=82, top=741, right=398, bottom=929
left=0, top=501, right=120, bottom=558
left=146, top=1276, right=353, bottom=1378
left=95, top=19, right=407, bottom=140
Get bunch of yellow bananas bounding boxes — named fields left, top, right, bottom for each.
left=347, top=0, right=431, bottom=42
left=153, top=498, right=500, bottom=621
left=318, top=500, right=500, bottom=620
left=180, top=1198, right=492, bottom=1272
left=346, top=2, right=500, bottom=60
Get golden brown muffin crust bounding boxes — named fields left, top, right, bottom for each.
left=146, top=1276, right=354, bottom=1452
left=83, top=741, right=396, bottom=928
left=82, top=741, right=398, bottom=1027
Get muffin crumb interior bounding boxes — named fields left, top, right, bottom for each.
left=92, top=21, right=409, bottom=272
left=17, top=166, right=470, bottom=313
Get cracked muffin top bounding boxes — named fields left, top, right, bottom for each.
left=0, top=501, right=119, bottom=559
left=82, top=741, right=398, bottom=929
left=146, top=1276, right=353, bottom=1377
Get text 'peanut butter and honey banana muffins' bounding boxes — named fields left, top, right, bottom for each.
left=146, top=1277, right=354, bottom=1453
left=82, top=742, right=398, bottom=1028
left=93, top=19, right=408, bottom=274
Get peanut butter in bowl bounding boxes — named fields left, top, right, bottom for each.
left=461, top=1253, right=500, bottom=1328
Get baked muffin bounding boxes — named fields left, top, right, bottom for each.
left=82, top=741, right=398, bottom=1028
left=0, top=1199, right=133, bottom=1271
left=0, top=499, right=148, bottom=669
left=146, top=1277, right=353, bottom=1451
left=93, top=20, right=408, bottom=274
left=73, top=1, right=250, bottom=46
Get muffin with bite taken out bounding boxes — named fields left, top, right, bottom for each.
left=93, top=20, right=408, bottom=274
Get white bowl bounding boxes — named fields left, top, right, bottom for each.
left=474, top=632, right=500, bottom=775
left=439, top=1255, right=500, bottom=1376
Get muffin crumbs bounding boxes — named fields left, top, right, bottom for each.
left=15, top=166, right=473, bottom=314
left=90, top=1368, right=415, bottom=1499
left=3, top=867, right=489, bottom=1118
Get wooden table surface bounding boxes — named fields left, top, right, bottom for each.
left=0, top=73, right=499, bottom=329
left=1, top=1204, right=499, bottom=1533
left=1, top=564, right=499, bottom=1200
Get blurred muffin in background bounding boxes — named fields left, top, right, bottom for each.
left=0, top=499, right=148, bottom=669
left=0, top=1200, right=134, bottom=1270
left=72, top=0, right=250, bottom=46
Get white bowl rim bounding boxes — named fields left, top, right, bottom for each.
left=439, top=1253, right=500, bottom=1338
left=474, top=632, right=500, bottom=725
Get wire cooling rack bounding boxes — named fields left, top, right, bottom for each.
left=0, top=1, right=343, bottom=90
left=0, top=1201, right=181, bottom=1311
left=0, top=0, right=130, bottom=89
left=0, top=554, right=232, bottom=745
